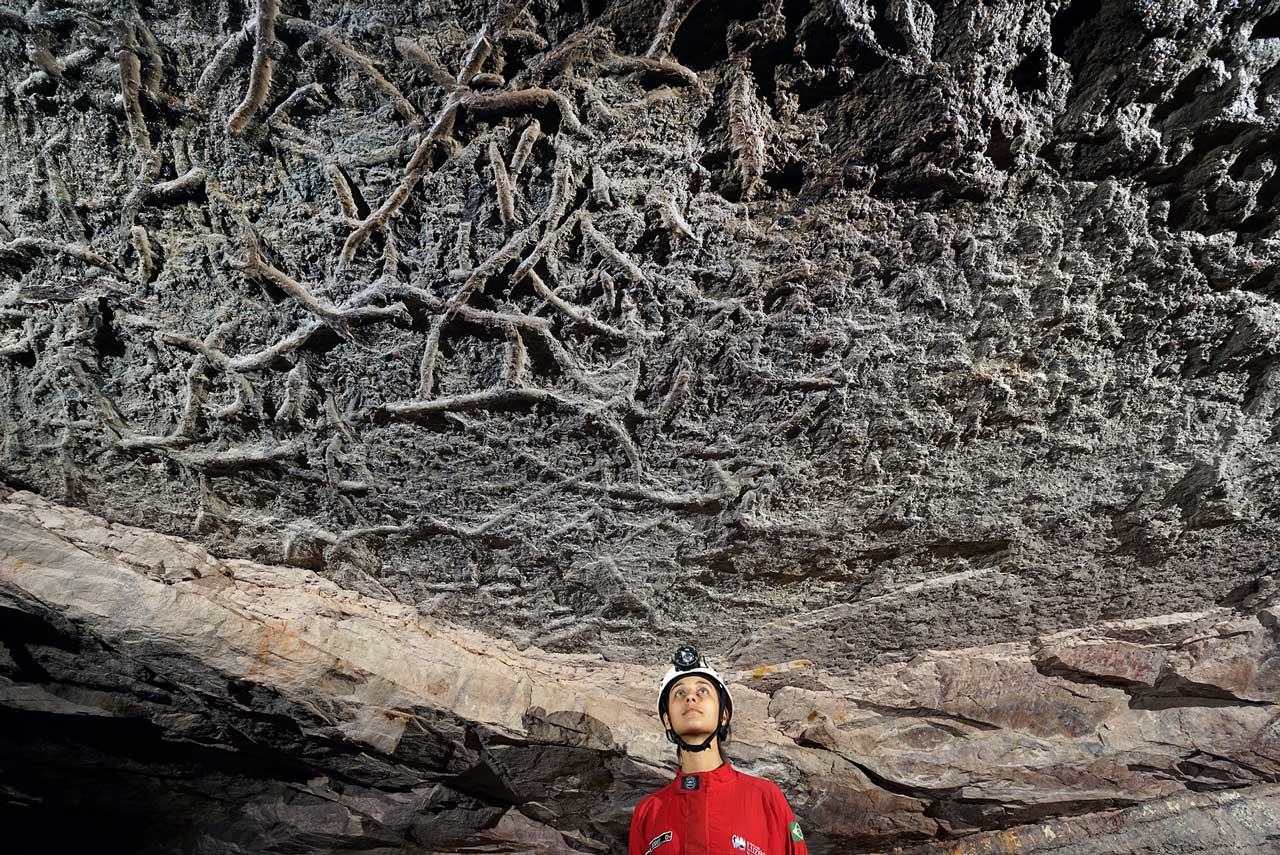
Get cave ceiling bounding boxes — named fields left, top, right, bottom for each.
left=0, top=0, right=1278, bottom=676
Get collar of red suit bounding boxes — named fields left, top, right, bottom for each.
left=673, top=761, right=735, bottom=793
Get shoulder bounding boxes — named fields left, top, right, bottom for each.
left=633, top=782, right=675, bottom=817
left=732, top=768, right=784, bottom=793
left=731, top=769, right=798, bottom=818
left=731, top=769, right=791, bottom=802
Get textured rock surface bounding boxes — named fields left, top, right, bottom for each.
left=1, top=0, right=1280, bottom=850
left=5, top=490, right=1280, bottom=853
left=887, top=786, right=1280, bottom=854
left=1, top=0, right=1278, bottom=670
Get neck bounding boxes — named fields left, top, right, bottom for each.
left=679, top=742, right=724, bottom=774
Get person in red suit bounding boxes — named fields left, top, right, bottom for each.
left=629, top=646, right=810, bottom=855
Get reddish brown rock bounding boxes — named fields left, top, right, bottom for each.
left=6, top=492, right=1280, bottom=853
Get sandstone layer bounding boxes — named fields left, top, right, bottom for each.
left=5, top=491, right=1280, bottom=853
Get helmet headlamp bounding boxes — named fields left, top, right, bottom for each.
left=657, top=645, right=734, bottom=754
left=672, top=645, right=701, bottom=671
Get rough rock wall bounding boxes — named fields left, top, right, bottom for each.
left=1, top=0, right=1279, bottom=850
left=1, top=0, right=1277, bottom=669
left=5, top=491, right=1280, bottom=854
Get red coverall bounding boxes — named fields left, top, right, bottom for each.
left=628, top=763, right=810, bottom=855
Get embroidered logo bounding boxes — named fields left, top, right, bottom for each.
left=732, top=835, right=746, bottom=850
left=645, top=831, right=672, bottom=855
left=789, top=822, right=804, bottom=843
left=680, top=775, right=699, bottom=790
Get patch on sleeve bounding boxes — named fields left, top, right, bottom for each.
left=645, top=830, right=673, bottom=855
left=789, top=822, right=804, bottom=843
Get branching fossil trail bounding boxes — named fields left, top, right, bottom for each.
left=581, top=216, right=651, bottom=287
left=601, top=54, right=701, bottom=90
left=0, top=0, right=763, bottom=622
left=193, top=21, right=254, bottom=108
left=117, top=19, right=151, bottom=157
left=489, top=139, right=520, bottom=227
left=0, top=237, right=122, bottom=277
left=462, top=87, right=584, bottom=135
left=235, top=245, right=410, bottom=329
left=278, top=16, right=418, bottom=124
left=226, top=0, right=278, bottom=134
left=510, top=119, right=541, bottom=177
left=646, top=0, right=703, bottom=58
left=382, top=387, right=643, bottom=474
left=340, top=24, right=495, bottom=264
left=527, top=270, right=633, bottom=341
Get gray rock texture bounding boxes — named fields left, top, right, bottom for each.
left=1, top=0, right=1279, bottom=850
left=5, top=491, right=1280, bottom=853
left=889, top=786, right=1280, bottom=854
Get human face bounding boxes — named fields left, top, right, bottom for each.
left=663, top=676, right=723, bottom=739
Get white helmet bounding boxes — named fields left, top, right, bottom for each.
left=657, top=646, right=733, bottom=751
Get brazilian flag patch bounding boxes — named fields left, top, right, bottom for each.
left=789, top=822, right=804, bottom=842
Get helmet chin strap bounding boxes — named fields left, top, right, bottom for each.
left=667, top=727, right=720, bottom=753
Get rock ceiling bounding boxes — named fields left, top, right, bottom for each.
left=1, top=0, right=1279, bottom=851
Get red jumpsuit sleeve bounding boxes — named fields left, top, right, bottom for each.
left=771, top=784, right=810, bottom=855
left=629, top=795, right=651, bottom=855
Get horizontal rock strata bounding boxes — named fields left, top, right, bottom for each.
left=887, top=786, right=1280, bottom=854
left=4, top=490, right=1280, bottom=853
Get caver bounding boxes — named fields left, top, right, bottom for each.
left=629, top=646, right=809, bottom=855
